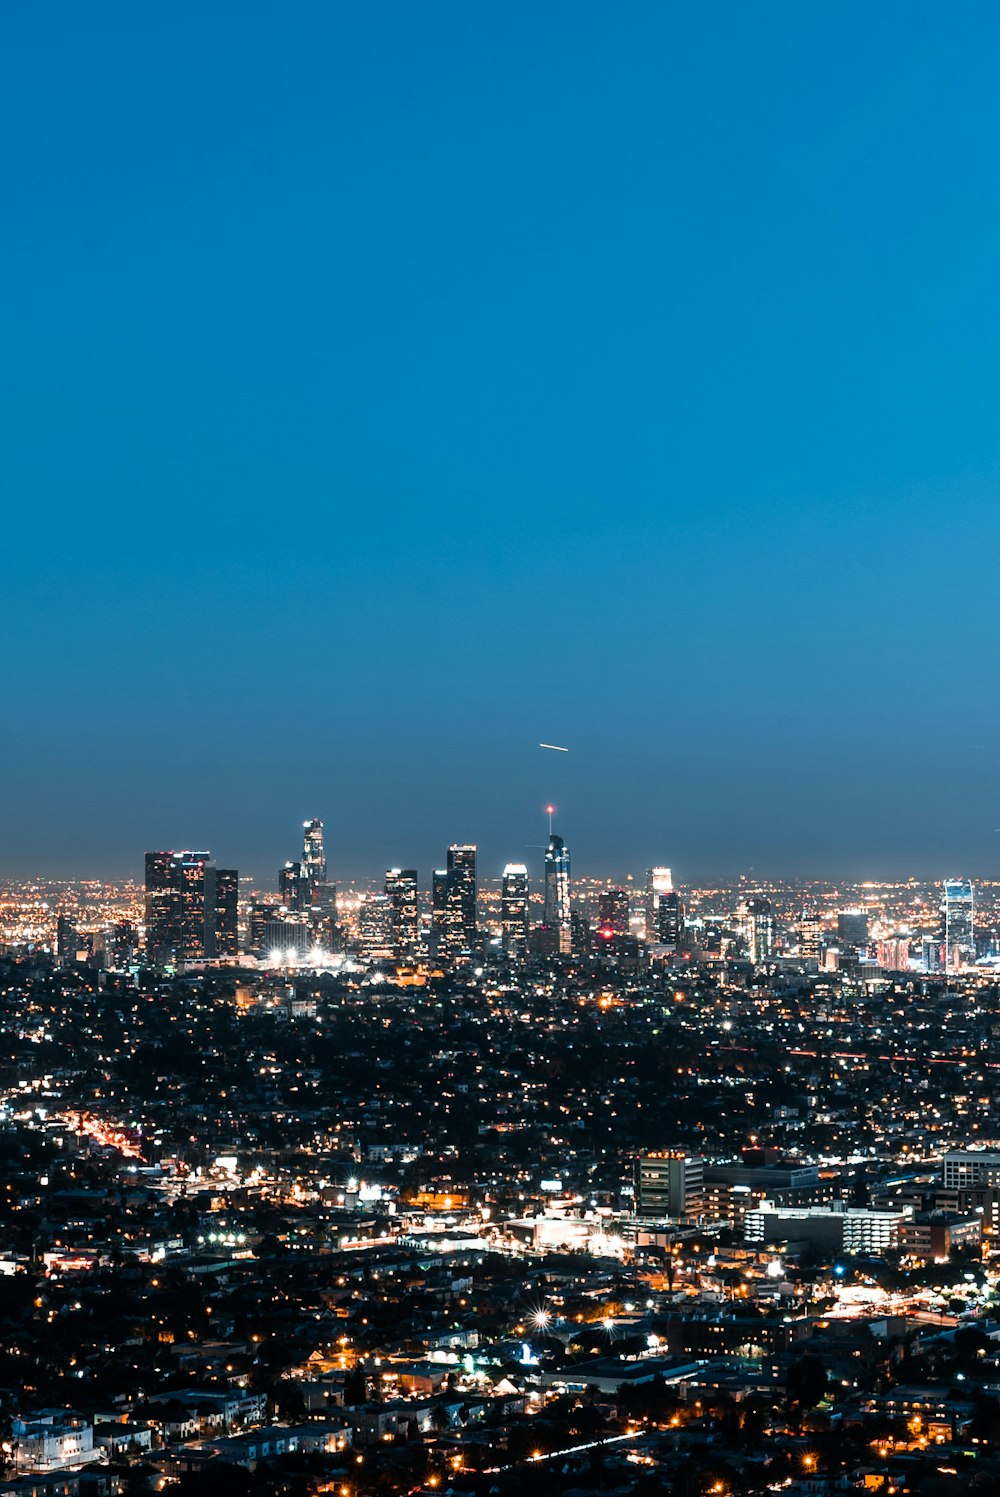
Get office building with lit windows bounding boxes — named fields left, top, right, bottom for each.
left=636, top=1151, right=704, bottom=1219
left=645, top=868, right=672, bottom=942
left=204, top=866, right=239, bottom=957
left=432, top=845, right=477, bottom=960
left=358, top=892, right=395, bottom=962
left=145, top=850, right=237, bottom=965
left=942, top=879, right=975, bottom=971
left=385, top=868, right=419, bottom=956
left=740, top=896, right=774, bottom=963
left=838, top=908, right=869, bottom=954
left=501, top=864, right=529, bottom=956
left=302, top=818, right=326, bottom=884
left=544, top=834, right=571, bottom=954
left=597, top=888, right=629, bottom=937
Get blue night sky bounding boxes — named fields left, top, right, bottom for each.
left=4, top=2, right=1000, bottom=885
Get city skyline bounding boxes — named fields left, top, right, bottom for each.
left=7, top=10, right=1000, bottom=1492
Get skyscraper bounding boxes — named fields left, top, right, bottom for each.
left=740, top=896, right=774, bottom=964
left=107, top=920, right=138, bottom=971
left=56, top=914, right=79, bottom=964
left=597, top=887, right=630, bottom=937
left=942, top=879, right=975, bottom=972
left=205, top=867, right=240, bottom=958
left=645, top=867, right=672, bottom=944
left=655, top=889, right=684, bottom=948
left=431, top=868, right=449, bottom=950
left=145, top=851, right=235, bottom=965
left=278, top=860, right=306, bottom=911
left=798, top=911, right=822, bottom=962
left=501, top=864, right=529, bottom=956
left=838, top=908, right=869, bottom=955
left=544, top=834, right=571, bottom=954
left=302, top=818, right=326, bottom=887
left=358, top=892, right=395, bottom=962
left=441, top=844, right=477, bottom=958
left=385, top=868, right=419, bottom=957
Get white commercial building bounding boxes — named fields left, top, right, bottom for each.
left=744, top=1203, right=906, bottom=1255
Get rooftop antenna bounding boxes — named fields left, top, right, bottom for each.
left=546, top=804, right=555, bottom=838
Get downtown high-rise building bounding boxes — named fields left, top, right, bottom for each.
left=543, top=834, right=571, bottom=954
left=145, top=851, right=238, bottom=965
left=205, top=866, right=239, bottom=958
left=597, top=887, right=630, bottom=937
left=302, top=818, right=326, bottom=890
left=358, top=892, right=395, bottom=962
left=278, top=819, right=335, bottom=939
left=838, top=908, right=869, bottom=955
left=798, top=910, right=823, bottom=962
left=440, top=844, right=477, bottom=959
left=942, top=879, right=975, bottom=972
left=385, top=868, right=419, bottom=957
left=740, top=896, right=774, bottom=964
left=501, top=864, right=529, bottom=956
left=645, top=867, right=684, bottom=949
left=645, top=867, right=672, bottom=944
left=431, top=846, right=477, bottom=961
left=108, top=920, right=138, bottom=970
left=431, top=868, right=449, bottom=948
left=56, top=913, right=79, bottom=964
left=650, top=889, right=684, bottom=949
left=278, top=860, right=306, bottom=911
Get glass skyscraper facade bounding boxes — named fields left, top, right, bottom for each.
left=943, top=879, right=975, bottom=971
left=501, top=863, right=529, bottom=955
left=544, top=834, right=571, bottom=954
left=145, top=850, right=237, bottom=964
left=385, top=868, right=419, bottom=957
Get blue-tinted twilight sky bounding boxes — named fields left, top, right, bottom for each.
left=4, top=2, right=1000, bottom=884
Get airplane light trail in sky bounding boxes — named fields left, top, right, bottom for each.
left=539, top=743, right=569, bottom=752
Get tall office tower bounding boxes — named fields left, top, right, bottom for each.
left=108, top=920, right=138, bottom=971
left=440, top=843, right=477, bottom=958
left=144, top=851, right=176, bottom=962
left=838, top=908, right=869, bottom=954
left=942, top=879, right=975, bottom=972
left=56, top=914, right=78, bottom=963
left=501, top=864, right=530, bottom=956
left=543, top=834, right=572, bottom=954
left=56, top=914, right=79, bottom=964
left=645, top=867, right=673, bottom=943
left=249, top=899, right=280, bottom=953
left=306, top=880, right=338, bottom=943
left=597, top=887, right=630, bottom=937
left=431, top=868, right=449, bottom=949
left=358, top=892, right=395, bottom=962
left=145, top=850, right=213, bottom=964
left=302, top=818, right=326, bottom=888
left=385, top=868, right=419, bottom=957
left=204, top=867, right=239, bottom=957
left=652, top=890, right=684, bottom=948
left=799, top=911, right=822, bottom=961
left=636, top=1151, right=705, bottom=1220
left=278, top=860, right=305, bottom=911
left=741, top=896, right=774, bottom=963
